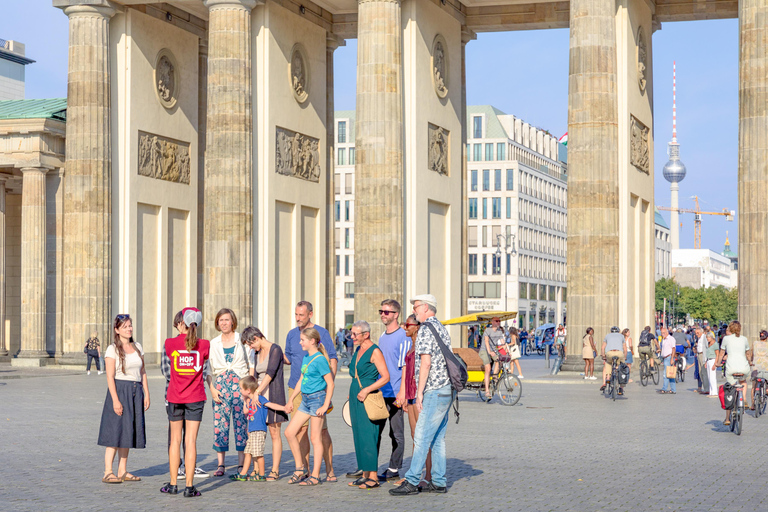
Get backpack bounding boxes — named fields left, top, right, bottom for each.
left=720, top=383, right=737, bottom=410
left=421, top=322, right=468, bottom=424
left=618, top=363, right=630, bottom=385
left=638, top=331, right=652, bottom=347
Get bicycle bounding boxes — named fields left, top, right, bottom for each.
left=638, top=352, right=659, bottom=387
left=754, top=377, right=767, bottom=419
left=674, top=352, right=686, bottom=383
left=337, top=349, right=351, bottom=368
left=729, top=373, right=747, bottom=436
left=603, top=356, right=620, bottom=401
left=476, top=356, right=522, bottom=406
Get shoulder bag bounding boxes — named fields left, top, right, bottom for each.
left=665, top=364, right=677, bottom=379
left=355, top=346, right=388, bottom=421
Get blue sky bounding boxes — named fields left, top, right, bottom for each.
left=4, top=2, right=739, bottom=253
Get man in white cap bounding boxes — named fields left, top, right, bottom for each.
left=390, top=294, right=452, bottom=496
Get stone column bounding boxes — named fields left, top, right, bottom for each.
left=354, top=0, right=404, bottom=338
left=738, top=0, right=768, bottom=340
left=460, top=27, right=475, bottom=347
left=203, top=0, right=257, bottom=334
left=565, top=0, right=618, bottom=360
left=325, top=34, right=343, bottom=330
left=58, top=1, right=116, bottom=357
left=0, top=180, right=6, bottom=357
left=556, top=286, right=563, bottom=325
left=15, top=168, right=48, bottom=364
left=197, top=37, right=207, bottom=310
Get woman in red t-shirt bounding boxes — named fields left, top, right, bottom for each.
left=160, top=307, right=210, bottom=497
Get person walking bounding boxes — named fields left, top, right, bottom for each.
left=658, top=327, right=677, bottom=394
left=161, top=307, right=210, bottom=497
left=390, top=294, right=453, bottom=496
left=85, top=331, right=103, bottom=375
left=749, top=330, right=768, bottom=409
left=551, top=325, right=567, bottom=375
left=346, top=321, right=390, bottom=489
left=694, top=327, right=709, bottom=394
left=206, top=308, right=249, bottom=477
left=622, top=328, right=634, bottom=378
left=705, top=330, right=719, bottom=397
left=376, top=299, right=410, bottom=482
left=284, top=301, right=338, bottom=482
left=582, top=328, right=597, bottom=380
left=715, top=321, right=751, bottom=425
left=242, top=325, right=288, bottom=481
left=97, top=314, right=149, bottom=484
left=507, top=327, right=524, bottom=377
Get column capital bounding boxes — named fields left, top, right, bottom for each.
left=326, top=33, right=346, bottom=52
left=20, top=167, right=48, bottom=175
left=53, top=0, right=118, bottom=18
left=358, top=0, right=401, bottom=4
left=461, top=26, right=477, bottom=45
left=204, top=0, right=262, bottom=10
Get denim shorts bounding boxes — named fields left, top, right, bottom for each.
left=299, top=390, right=327, bottom=417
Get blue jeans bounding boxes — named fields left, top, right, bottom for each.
left=405, top=384, right=452, bottom=487
left=663, top=356, right=676, bottom=392
left=551, top=355, right=563, bottom=375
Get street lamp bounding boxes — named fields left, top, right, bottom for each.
left=495, top=232, right=517, bottom=314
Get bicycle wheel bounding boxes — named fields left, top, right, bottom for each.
left=651, top=363, right=660, bottom=385
left=477, top=387, right=491, bottom=403
left=679, top=362, right=686, bottom=382
left=760, top=391, right=767, bottom=417
left=497, top=372, right=522, bottom=406
left=640, top=361, right=648, bottom=387
left=611, top=374, right=618, bottom=401
left=755, top=395, right=761, bottom=419
left=734, top=409, right=742, bottom=436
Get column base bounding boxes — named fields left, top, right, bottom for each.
left=12, top=353, right=53, bottom=367
left=560, top=358, right=605, bottom=374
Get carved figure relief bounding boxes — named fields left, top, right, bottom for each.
left=275, top=127, right=321, bottom=182
left=154, top=49, right=178, bottom=109
left=431, top=35, right=449, bottom=99
left=289, top=44, right=310, bottom=104
left=637, top=27, right=647, bottom=93
left=138, top=131, right=190, bottom=184
left=428, top=123, right=449, bottom=176
left=630, top=115, right=650, bottom=174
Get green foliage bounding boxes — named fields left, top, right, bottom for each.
left=655, top=278, right=737, bottom=325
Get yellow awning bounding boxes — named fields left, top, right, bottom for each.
left=443, top=311, right=518, bottom=326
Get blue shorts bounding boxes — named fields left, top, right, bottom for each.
left=625, top=351, right=634, bottom=364
left=299, top=390, right=327, bottom=417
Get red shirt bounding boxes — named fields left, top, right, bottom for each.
left=165, top=333, right=210, bottom=404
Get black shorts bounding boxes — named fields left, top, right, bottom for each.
left=167, top=401, right=205, bottom=422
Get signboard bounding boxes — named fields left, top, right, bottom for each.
left=467, top=299, right=502, bottom=311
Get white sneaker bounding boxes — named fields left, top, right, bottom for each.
left=518, top=375, right=524, bottom=379
left=98, top=371, right=103, bottom=375
left=178, top=466, right=185, bottom=477
left=589, top=376, right=597, bottom=380
left=87, top=371, right=91, bottom=375
left=584, top=376, right=588, bottom=380
left=194, top=467, right=209, bottom=478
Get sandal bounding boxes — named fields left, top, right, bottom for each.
left=300, top=475, right=322, bottom=486
left=119, top=473, right=141, bottom=482
left=289, top=469, right=308, bottom=484
left=723, top=419, right=731, bottom=426
left=102, top=472, right=122, bottom=484
left=160, top=482, right=178, bottom=494
left=325, top=473, right=338, bottom=483
left=266, top=470, right=280, bottom=482
left=183, top=485, right=202, bottom=497
left=249, top=472, right=266, bottom=482
left=213, top=464, right=226, bottom=477
left=349, top=477, right=365, bottom=487
left=359, top=478, right=380, bottom=489
left=229, top=473, right=248, bottom=481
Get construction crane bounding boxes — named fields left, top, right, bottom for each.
left=658, top=196, right=734, bottom=249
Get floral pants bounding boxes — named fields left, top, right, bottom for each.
left=212, top=370, right=246, bottom=452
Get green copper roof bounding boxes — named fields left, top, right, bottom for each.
left=334, top=110, right=356, bottom=141
left=0, top=98, right=67, bottom=121
left=654, top=208, right=669, bottom=229
left=467, top=105, right=509, bottom=139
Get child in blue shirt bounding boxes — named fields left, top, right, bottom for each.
left=231, top=375, right=287, bottom=481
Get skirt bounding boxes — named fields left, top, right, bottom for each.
left=98, top=379, right=146, bottom=449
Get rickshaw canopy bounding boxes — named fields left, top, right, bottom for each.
left=443, top=311, right=518, bottom=326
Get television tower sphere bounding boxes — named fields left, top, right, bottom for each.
left=663, top=144, right=687, bottom=183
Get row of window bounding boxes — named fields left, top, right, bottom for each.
left=470, top=169, right=514, bottom=192
left=338, top=121, right=347, bottom=143
left=519, top=282, right=565, bottom=301
left=468, top=142, right=506, bottom=162
left=334, top=173, right=354, bottom=195
left=335, top=254, right=354, bottom=276
left=468, top=197, right=513, bottom=220
left=337, top=147, right=356, bottom=166
left=520, top=199, right=566, bottom=232
left=519, top=255, right=566, bottom=282
left=334, top=200, right=353, bottom=222
left=519, top=171, right=566, bottom=207
left=334, top=227, right=352, bottom=249
left=519, top=227, right=566, bottom=257
left=468, top=253, right=514, bottom=276
left=468, top=225, right=513, bottom=248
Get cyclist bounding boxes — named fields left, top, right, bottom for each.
left=480, top=317, right=507, bottom=400
left=749, top=329, right=768, bottom=410
left=637, top=326, right=660, bottom=369
left=672, top=327, right=690, bottom=373
left=599, top=326, right=627, bottom=395
left=714, top=321, right=751, bottom=426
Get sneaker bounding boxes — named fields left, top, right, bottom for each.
left=87, top=371, right=91, bottom=375
left=98, top=371, right=104, bottom=375
left=346, top=469, right=363, bottom=479
left=193, top=467, right=208, bottom=478
left=178, top=466, right=186, bottom=477
left=419, top=481, right=447, bottom=494
left=389, top=481, right=420, bottom=496
left=378, top=469, right=400, bottom=482
left=589, top=376, right=597, bottom=380
left=584, top=376, right=588, bottom=380
left=518, top=375, right=524, bottom=379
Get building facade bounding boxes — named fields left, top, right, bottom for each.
left=0, top=39, right=34, bottom=101
left=655, top=208, right=671, bottom=280
left=671, top=249, right=733, bottom=289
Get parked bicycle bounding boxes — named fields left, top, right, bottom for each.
left=754, top=377, right=767, bottom=419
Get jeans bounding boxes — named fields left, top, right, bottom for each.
left=384, top=397, right=405, bottom=470
left=550, top=355, right=563, bottom=375
left=663, top=356, right=676, bottom=392
left=405, top=384, right=452, bottom=487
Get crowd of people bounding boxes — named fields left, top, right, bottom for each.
left=95, top=295, right=456, bottom=497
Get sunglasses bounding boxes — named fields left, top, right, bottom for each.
left=379, top=310, right=396, bottom=315
left=116, top=314, right=131, bottom=321
left=405, top=323, right=420, bottom=328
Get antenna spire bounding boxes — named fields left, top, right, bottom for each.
left=672, top=61, right=677, bottom=142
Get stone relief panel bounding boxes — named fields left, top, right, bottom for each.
left=636, top=27, right=647, bottom=93
left=428, top=123, right=449, bottom=176
left=630, top=115, right=650, bottom=174
left=431, top=34, right=449, bottom=99
left=138, top=131, right=191, bottom=184
left=275, top=127, right=321, bottom=182
left=154, top=49, right=178, bottom=109
left=289, top=44, right=310, bottom=104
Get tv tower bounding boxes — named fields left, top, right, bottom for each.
left=662, top=61, right=687, bottom=250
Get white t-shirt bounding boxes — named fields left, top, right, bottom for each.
left=104, top=342, right=144, bottom=382
left=720, top=335, right=751, bottom=373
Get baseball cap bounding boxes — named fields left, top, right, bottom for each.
left=182, top=307, right=203, bottom=327
left=410, top=294, right=437, bottom=309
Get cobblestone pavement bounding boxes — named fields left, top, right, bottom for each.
left=2, top=358, right=767, bottom=512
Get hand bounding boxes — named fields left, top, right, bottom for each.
left=316, top=405, right=328, bottom=416
left=253, top=398, right=263, bottom=408
left=357, top=389, right=370, bottom=402
left=144, top=395, right=151, bottom=411
left=211, top=387, right=222, bottom=403
left=285, top=402, right=294, bottom=414
left=395, top=390, right=406, bottom=408
left=113, top=400, right=123, bottom=416
left=415, top=394, right=423, bottom=413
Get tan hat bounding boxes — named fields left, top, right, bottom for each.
left=410, top=294, right=437, bottom=309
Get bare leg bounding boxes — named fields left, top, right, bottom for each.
left=297, top=425, right=310, bottom=470
left=237, top=450, right=245, bottom=469
left=268, top=423, right=283, bottom=475
left=285, top=413, right=311, bottom=472
left=513, top=359, right=523, bottom=375
left=256, top=456, right=265, bottom=476
left=241, top=453, right=253, bottom=475
left=308, top=417, right=324, bottom=479
left=183, top=420, right=201, bottom=488
left=104, top=446, right=117, bottom=477
left=116, top=448, right=130, bottom=478
left=483, top=363, right=491, bottom=396
left=322, top=428, right=334, bottom=477
left=169, top=420, right=184, bottom=486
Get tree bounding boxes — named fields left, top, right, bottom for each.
left=655, top=278, right=738, bottom=325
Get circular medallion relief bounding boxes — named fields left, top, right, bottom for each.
left=431, top=34, right=449, bottom=99
left=154, top=49, right=178, bottom=109
left=636, top=27, right=647, bottom=93
left=289, top=44, right=310, bottom=104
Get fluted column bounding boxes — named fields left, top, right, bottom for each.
left=460, top=27, right=475, bottom=348
left=565, top=0, right=618, bottom=358
left=59, top=2, right=116, bottom=356
left=17, top=168, right=48, bottom=360
left=0, top=180, right=6, bottom=357
left=197, top=37, right=208, bottom=310
left=325, top=34, right=343, bottom=330
left=203, top=0, right=257, bottom=333
left=354, top=0, right=404, bottom=338
left=738, top=0, right=768, bottom=340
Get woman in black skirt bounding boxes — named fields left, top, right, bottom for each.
left=97, top=314, right=150, bottom=483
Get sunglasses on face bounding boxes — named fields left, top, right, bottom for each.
left=405, top=323, right=419, bottom=328
left=379, top=310, right=396, bottom=316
